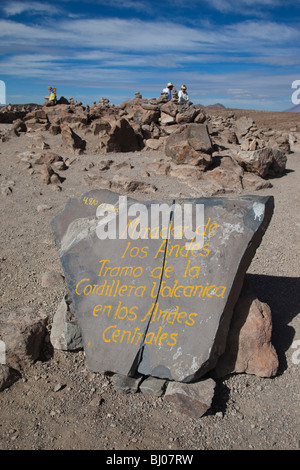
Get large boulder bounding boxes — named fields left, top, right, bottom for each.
left=128, top=107, right=160, bottom=126
left=44, top=104, right=70, bottom=125
left=160, top=112, right=176, bottom=125
left=268, top=133, right=291, bottom=154
left=160, top=101, right=178, bottom=117
left=196, top=154, right=244, bottom=194
left=213, top=277, right=279, bottom=378
left=235, top=147, right=287, bottom=177
left=234, top=116, right=255, bottom=139
left=50, top=294, right=83, bottom=351
left=9, top=119, right=27, bottom=137
left=0, top=104, right=41, bottom=123
left=51, top=189, right=274, bottom=382
left=0, top=311, right=48, bottom=369
left=105, top=118, right=142, bottom=153
left=165, top=123, right=213, bottom=168
left=176, top=107, right=199, bottom=124
left=61, top=123, right=86, bottom=153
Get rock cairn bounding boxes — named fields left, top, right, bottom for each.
left=1, top=92, right=294, bottom=197
left=0, top=93, right=288, bottom=417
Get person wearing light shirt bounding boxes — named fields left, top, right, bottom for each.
left=162, top=82, right=174, bottom=100
left=178, top=84, right=190, bottom=105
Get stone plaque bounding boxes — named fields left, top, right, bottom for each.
left=51, top=189, right=274, bottom=382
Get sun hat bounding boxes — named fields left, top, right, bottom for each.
left=181, top=85, right=187, bottom=90
left=167, top=82, right=174, bottom=87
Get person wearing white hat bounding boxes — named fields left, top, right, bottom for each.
left=178, top=85, right=190, bottom=105
left=162, top=82, right=174, bottom=100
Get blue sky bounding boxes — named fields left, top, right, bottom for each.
left=0, top=0, right=300, bottom=110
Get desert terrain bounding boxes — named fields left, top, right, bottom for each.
left=0, top=101, right=299, bottom=451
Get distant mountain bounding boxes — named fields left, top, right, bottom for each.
left=206, top=103, right=226, bottom=109
left=195, top=103, right=226, bottom=109
left=284, top=104, right=300, bottom=112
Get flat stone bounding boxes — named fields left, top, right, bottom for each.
left=160, top=112, right=176, bottom=125
left=139, top=376, right=167, bottom=396
left=164, top=378, right=216, bottom=418
left=111, top=373, right=141, bottom=393
left=37, top=204, right=52, bottom=212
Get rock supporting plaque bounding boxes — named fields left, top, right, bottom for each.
left=51, top=189, right=274, bottom=382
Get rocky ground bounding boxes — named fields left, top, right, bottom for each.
left=0, top=102, right=299, bottom=451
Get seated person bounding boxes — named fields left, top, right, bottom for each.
left=178, top=85, right=190, bottom=105
left=162, top=82, right=174, bottom=100
left=44, top=87, right=57, bottom=105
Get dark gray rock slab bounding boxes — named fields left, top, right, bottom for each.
left=136, top=196, right=274, bottom=382
left=110, top=373, right=142, bottom=393
left=52, top=189, right=274, bottom=382
left=139, top=376, right=167, bottom=396
left=52, top=189, right=170, bottom=375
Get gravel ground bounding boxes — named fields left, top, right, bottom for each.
left=0, top=116, right=299, bottom=451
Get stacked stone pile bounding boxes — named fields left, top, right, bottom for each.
left=1, top=93, right=297, bottom=199
left=0, top=103, right=40, bottom=123
left=0, top=95, right=286, bottom=418
left=2, top=94, right=295, bottom=161
left=1, top=95, right=296, bottom=159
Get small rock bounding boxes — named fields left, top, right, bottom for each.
left=41, top=271, right=64, bottom=287
left=139, top=376, right=167, bottom=396
left=50, top=294, right=83, bottom=351
left=40, top=164, right=53, bottom=185
left=54, top=383, right=64, bottom=392
left=1, top=185, right=12, bottom=196
left=90, top=396, right=103, bottom=407
left=37, top=204, right=52, bottom=212
left=164, top=378, right=216, bottom=418
left=111, top=373, right=142, bottom=393
left=50, top=173, right=62, bottom=185
left=53, top=161, right=67, bottom=171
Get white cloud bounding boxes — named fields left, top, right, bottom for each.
left=1, top=1, right=56, bottom=16
left=1, top=16, right=298, bottom=56
left=0, top=12, right=298, bottom=110
left=204, top=0, right=290, bottom=15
